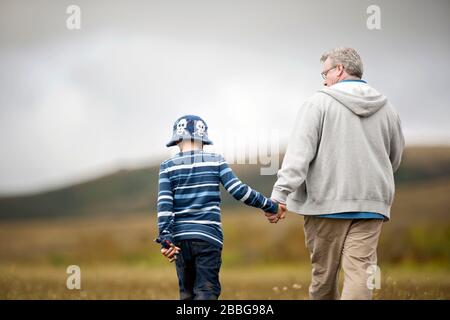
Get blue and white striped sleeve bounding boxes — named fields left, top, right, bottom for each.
left=156, top=162, right=175, bottom=246
left=218, top=157, right=278, bottom=214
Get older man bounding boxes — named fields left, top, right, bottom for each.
left=269, top=47, right=405, bottom=300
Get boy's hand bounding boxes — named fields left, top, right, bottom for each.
left=265, top=200, right=287, bottom=223
left=155, top=237, right=181, bottom=263
left=161, top=243, right=181, bottom=263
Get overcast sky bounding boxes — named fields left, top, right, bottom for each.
left=0, top=0, right=449, bottom=195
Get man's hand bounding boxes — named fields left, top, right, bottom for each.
left=265, top=200, right=287, bottom=223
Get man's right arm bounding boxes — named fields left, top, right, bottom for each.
left=271, top=100, right=322, bottom=204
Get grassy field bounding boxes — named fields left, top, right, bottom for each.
left=1, top=149, right=449, bottom=300
left=1, top=263, right=449, bottom=300
left=0, top=186, right=449, bottom=300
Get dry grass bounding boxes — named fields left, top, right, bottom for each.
left=1, top=263, right=449, bottom=300
left=0, top=179, right=449, bottom=299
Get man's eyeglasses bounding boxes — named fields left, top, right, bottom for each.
left=321, top=65, right=338, bottom=80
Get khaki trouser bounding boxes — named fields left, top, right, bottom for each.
left=303, top=216, right=383, bottom=300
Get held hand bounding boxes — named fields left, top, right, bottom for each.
left=278, top=203, right=287, bottom=220
left=265, top=200, right=287, bottom=223
left=265, top=212, right=279, bottom=223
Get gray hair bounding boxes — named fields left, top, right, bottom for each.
left=320, top=47, right=364, bottom=78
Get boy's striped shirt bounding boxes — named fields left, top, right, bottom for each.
left=157, top=150, right=278, bottom=248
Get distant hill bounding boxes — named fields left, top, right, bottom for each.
left=0, top=146, right=449, bottom=220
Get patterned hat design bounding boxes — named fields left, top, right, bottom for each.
left=166, top=115, right=213, bottom=147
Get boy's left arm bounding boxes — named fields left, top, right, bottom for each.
left=219, top=158, right=279, bottom=215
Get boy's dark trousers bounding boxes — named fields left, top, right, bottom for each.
left=174, top=239, right=222, bottom=300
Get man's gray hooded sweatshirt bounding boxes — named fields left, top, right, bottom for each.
left=271, top=81, right=405, bottom=219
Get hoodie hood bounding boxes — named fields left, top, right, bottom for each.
left=319, top=80, right=388, bottom=117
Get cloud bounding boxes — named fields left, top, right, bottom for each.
left=0, top=0, right=449, bottom=194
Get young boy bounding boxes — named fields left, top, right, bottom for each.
left=156, top=115, right=282, bottom=300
